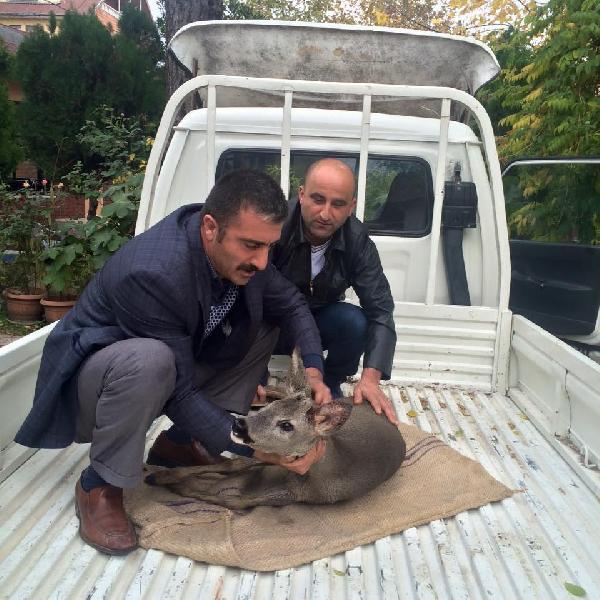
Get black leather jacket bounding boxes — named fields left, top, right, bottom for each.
left=272, top=201, right=397, bottom=379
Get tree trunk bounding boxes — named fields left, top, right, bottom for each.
left=165, top=0, right=224, bottom=99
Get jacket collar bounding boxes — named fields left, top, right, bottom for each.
left=287, top=198, right=347, bottom=252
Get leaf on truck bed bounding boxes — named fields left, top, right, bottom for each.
left=564, top=582, right=586, bottom=597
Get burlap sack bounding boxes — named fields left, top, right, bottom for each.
left=125, top=422, right=514, bottom=571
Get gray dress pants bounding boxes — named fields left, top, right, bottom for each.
left=74, top=324, right=278, bottom=488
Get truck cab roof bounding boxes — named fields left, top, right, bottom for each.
left=176, top=106, right=480, bottom=144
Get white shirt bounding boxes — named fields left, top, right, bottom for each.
left=311, top=240, right=331, bottom=280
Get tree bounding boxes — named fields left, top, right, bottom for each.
left=225, top=0, right=450, bottom=30
left=164, top=0, right=224, bottom=97
left=224, top=0, right=264, bottom=19
left=476, top=27, right=533, bottom=140
left=225, top=0, right=356, bottom=23
left=16, top=9, right=165, bottom=177
left=110, top=5, right=166, bottom=120
left=17, top=12, right=114, bottom=176
left=0, top=42, right=22, bottom=180
left=358, top=0, right=451, bottom=31
left=498, top=0, right=599, bottom=160
left=479, top=0, right=600, bottom=243
left=448, top=0, right=537, bottom=36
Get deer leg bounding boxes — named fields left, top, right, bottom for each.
left=145, top=457, right=258, bottom=486
left=147, top=462, right=296, bottom=509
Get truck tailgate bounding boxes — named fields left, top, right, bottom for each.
left=1, top=384, right=599, bottom=599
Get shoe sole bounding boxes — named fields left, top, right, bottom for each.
left=75, top=499, right=138, bottom=556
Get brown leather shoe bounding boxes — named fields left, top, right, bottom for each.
left=75, top=480, right=137, bottom=555
left=146, top=431, right=225, bottom=468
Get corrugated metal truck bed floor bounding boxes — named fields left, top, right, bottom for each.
left=1, top=384, right=599, bottom=600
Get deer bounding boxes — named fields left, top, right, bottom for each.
left=146, top=352, right=406, bottom=509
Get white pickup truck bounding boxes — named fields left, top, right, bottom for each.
left=1, top=22, right=599, bottom=599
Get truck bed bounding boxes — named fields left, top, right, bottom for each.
left=1, top=383, right=599, bottom=600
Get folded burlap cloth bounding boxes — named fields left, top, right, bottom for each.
left=125, top=422, right=513, bottom=571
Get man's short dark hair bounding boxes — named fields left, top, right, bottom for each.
left=201, top=169, right=288, bottom=228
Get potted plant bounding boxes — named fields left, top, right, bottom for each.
left=0, top=183, right=51, bottom=322
left=41, top=221, right=96, bottom=322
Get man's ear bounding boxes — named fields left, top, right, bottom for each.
left=298, top=185, right=305, bottom=204
left=202, top=214, right=218, bottom=242
left=308, top=400, right=353, bottom=436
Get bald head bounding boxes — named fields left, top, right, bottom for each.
left=304, top=158, right=356, bottom=192
left=298, top=158, right=357, bottom=245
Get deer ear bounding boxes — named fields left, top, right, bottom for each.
left=284, top=347, right=311, bottom=396
left=308, top=400, right=353, bottom=436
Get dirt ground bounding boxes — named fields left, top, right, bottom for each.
left=0, top=333, right=20, bottom=347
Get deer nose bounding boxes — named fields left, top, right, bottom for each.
left=232, top=417, right=254, bottom=444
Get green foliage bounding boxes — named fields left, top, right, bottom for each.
left=504, top=163, right=600, bottom=244
left=224, top=0, right=264, bottom=19
left=224, top=0, right=351, bottom=22
left=16, top=9, right=165, bottom=177
left=477, top=0, right=600, bottom=243
left=66, top=106, right=151, bottom=197
left=119, top=3, right=164, bottom=61
left=0, top=42, right=22, bottom=180
left=83, top=171, right=144, bottom=269
left=448, top=0, right=537, bottom=36
left=364, top=165, right=398, bottom=221
left=0, top=184, right=53, bottom=293
left=476, top=27, right=533, bottom=139
left=54, top=108, right=151, bottom=283
left=37, top=107, right=151, bottom=299
left=224, top=0, right=447, bottom=29
left=358, top=0, right=449, bottom=30
left=494, top=0, right=600, bottom=160
left=16, top=12, right=114, bottom=176
left=264, top=164, right=303, bottom=198
left=110, top=5, right=166, bottom=119
left=42, top=221, right=95, bottom=297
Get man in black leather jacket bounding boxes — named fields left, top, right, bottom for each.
left=272, top=158, right=398, bottom=423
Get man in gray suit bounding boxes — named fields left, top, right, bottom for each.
left=16, top=170, right=330, bottom=555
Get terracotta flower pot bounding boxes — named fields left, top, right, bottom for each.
left=41, top=297, right=77, bottom=323
left=3, top=289, right=44, bottom=323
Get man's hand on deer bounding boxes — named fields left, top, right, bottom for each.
left=254, top=438, right=327, bottom=475
left=305, top=367, right=332, bottom=405
left=353, top=368, right=398, bottom=425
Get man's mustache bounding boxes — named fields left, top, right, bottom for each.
left=239, top=264, right=258, bottom=273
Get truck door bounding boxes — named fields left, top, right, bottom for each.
left=502, top=158, right=600, bottom=348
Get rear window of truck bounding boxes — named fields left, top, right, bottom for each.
left=216, top=150, right=434, bottom=237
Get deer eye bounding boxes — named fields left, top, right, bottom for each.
left=278, top=420, right=294, bottom=433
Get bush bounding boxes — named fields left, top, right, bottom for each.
left=39, top=107, right=153, bottom=298
left=0, top=183, right=52, bottom=294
